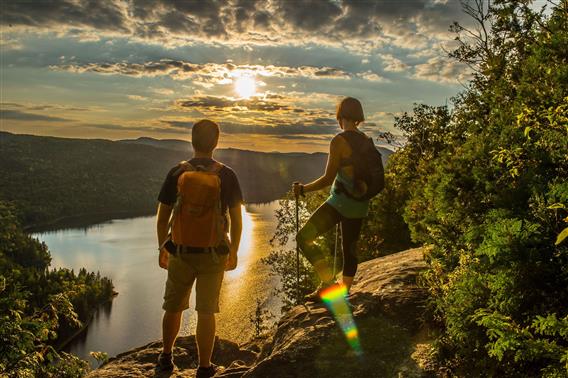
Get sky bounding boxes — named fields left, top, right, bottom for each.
left=0, top=0, right=548, bottom=152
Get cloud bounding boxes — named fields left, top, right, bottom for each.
left=380, top=54, right=409, bottom=72
left=0, top=109, right=72, bottom=122
left=175, top=95, right=296, bottom=113
left=275, top=0, right=342, bottom=32
left=172, top=94, right=337, bottom=125
left=413, top=56, right=472, bottom=84
left=0, top=102, right=25, bottom=108
left=127, top=95, right=148, bottom=101
left=0, top=36, right=23, bottom=50
left=357, top=71, right=389, bottom=82
left=51, top=58, right=395, bottom=86
left=2, top=102, right=90, bottom=112
left=1, top=0, right=129, bottom=33
left=51, top=59, right=354, bottom=83
left=152, top=88, right=175, bottom=96
left=3, top=0, right=470, bottom=51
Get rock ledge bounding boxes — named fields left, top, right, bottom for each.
left=88, top=247, right=431, bottom=378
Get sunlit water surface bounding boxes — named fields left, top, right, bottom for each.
left=34, top=202, right=283, bottom=367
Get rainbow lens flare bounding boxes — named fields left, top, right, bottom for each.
left=320, top=283, right=362, bottom=356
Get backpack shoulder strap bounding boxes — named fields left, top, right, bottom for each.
left=172, top=161, right=196, bottom=177
left=339, top=130, right=370, bottom=150
left=208, top=162, right=224, bottom=212
left=208, top=161, right=224, bottom=174
left=338, top=131, right=368, bottom=166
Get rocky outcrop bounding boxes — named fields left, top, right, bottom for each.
left=88, top=247, right=431, bottom=378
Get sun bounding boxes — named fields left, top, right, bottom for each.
left=234, top=75, right=257, bottom=99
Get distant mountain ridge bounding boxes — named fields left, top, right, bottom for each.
left=118, top=136, right=392, bottom=164
left=0, top=132, right=390, bottom=228
left=119, top=137, right=192, bottom=152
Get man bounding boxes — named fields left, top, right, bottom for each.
left=155, top=119, right=243, bottom=377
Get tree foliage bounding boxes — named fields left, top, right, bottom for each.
left=0, top=201, right=115, bottom=377
left=260, top=2, right=568, bottom=376
left=388, top=1, right=567, bottom=376
left=0, top=133, right=330, bottom=228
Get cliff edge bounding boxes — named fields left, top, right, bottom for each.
left=88, top=247, right=432, bottom=378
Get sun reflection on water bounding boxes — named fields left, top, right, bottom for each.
left=36, top=203, right=282, bottom=358
left=225, top=205, right=254, bottom=280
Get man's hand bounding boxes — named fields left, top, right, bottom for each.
left=227, top=204, right=242, bottom=271
left=159, top=248, right=169, bottom=270
left=156, top=203, right=173, bottom=270
left=225, top=245, right=238, bottom=271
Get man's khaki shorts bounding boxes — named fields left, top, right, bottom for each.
left=162, top=251, right=227, bottom=314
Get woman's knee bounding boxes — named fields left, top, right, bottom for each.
left=296, top=224, right=317, bottom=248
left=296, top=225, right=326, bottom=264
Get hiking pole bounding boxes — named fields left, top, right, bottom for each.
left=295, top=192, right=300, bottom=305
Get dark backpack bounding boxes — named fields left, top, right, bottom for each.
left=336, top=131, right=385, bottom=201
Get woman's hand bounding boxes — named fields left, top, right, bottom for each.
left=293, top=182, right=304, bottom=198
left=158, top=248, right=169, bottom=270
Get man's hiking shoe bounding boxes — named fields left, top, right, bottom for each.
left=156, top=352, right=174, bottom=371
left=196, top=364, right=220, bottom=378
left=304, top=280, right=337, bottom=302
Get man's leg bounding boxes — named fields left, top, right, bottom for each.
left=162, top=310, right=183, bottom=354
left=161, top=253, right=196, bottom=357
left=196, top=312, right=216, bottom=367
left=194, top=255, right=226, bottom=370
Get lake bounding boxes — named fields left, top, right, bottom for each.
left=34, top=202, right=284, bottom=367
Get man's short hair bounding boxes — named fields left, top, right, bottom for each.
left=192, top=119, right=219, bottom=153
left=336, top=97, right=365, bottom=124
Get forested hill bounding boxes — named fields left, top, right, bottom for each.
left=0, top=132, right=391, bottom=228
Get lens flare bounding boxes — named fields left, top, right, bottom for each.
left=320, top=283, right=362, bottom=356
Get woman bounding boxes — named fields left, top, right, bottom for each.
left=293, top=97, right=370, bottom=301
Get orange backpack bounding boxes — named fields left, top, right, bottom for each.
left=170, top=161, right=226, bottom=248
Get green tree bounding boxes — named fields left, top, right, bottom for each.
left=0, top=201, right=116, bottom=377
left=399, top=1, right=568, bottom=376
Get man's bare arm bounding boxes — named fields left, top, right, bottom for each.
left=226, top=204, right=242, bottom=271
left=157, top=202, right=173, bottom=269
left=157, top=202, right=173, bottom=247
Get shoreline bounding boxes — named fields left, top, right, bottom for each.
left=24, top=209, right=155, bottom=233
left=37, top=200, right=281, bottom=362
left=26, top=201, right=279, bottom=234
left=56, top=293, right=119, bottom=353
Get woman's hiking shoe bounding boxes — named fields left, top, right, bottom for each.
left=196, top=364, right=219, bottom=378
left=156, top=352, right=174, bottom=371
